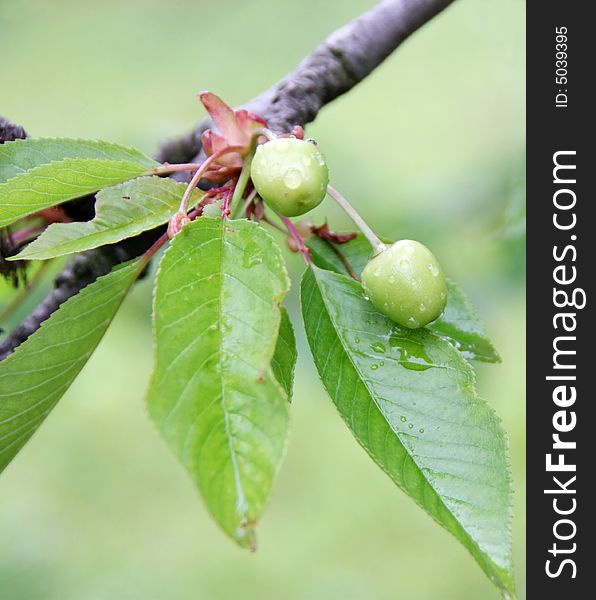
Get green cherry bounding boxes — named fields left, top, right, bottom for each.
left=250, top=137, right=329, bottom=217
left=361, top=240, right=448, bottom=329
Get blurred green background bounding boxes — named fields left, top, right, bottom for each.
left=0, top=0, right=525, bottom=598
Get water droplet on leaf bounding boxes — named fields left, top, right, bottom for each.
left=370, top=342, right=386, bottom=353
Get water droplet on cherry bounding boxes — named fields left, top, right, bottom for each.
left=284, top=168, right=303, bottom=189
left=428, top=263, right=439, bottom=277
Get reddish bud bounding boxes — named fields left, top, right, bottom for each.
left=313, top=222, right=358, bottom=244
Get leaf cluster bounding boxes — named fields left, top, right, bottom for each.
left=0, top=139, right=515, bottom=597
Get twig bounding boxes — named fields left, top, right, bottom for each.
left=0, top=117, right=26, bottom=144
left=157, top=0, right=456, bottom=158
left=0, top=0, right=456, bottom=359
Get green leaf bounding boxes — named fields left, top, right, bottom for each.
left=0, top=158, right=154, bottom=227
left=301, top=266, right=514, bottom=596
left=147, top=217, right=290, bottom=548
left=0, top=137, right=156, bottom=184
left=307, top=234, right=373, bottom=277
left=307, top=234, right=500, bottom=363
left=431, top=280, right=501, bottom=363
left=12, top=177, right=202, bottom=261
left=0, top=260, right=143, bottom=473
left=271, top=307, right=297, bottom=400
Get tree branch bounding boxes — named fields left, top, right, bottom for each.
left=158, top=0, right=455, bottom=161
left=0, top=0, right=455, bottom=360
left=0, top=117, right=27, bottom=144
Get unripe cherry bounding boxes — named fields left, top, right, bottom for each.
left=361, top=240, right=447, bottom=329
left=250, top=138, right=329, bottom=217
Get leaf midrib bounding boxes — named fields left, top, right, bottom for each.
left=217, top=224, right=248, bottom=518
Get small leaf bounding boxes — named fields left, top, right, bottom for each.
left=301, top=266, right=514, bottom=596
left=13, top=177, right=203, bottom=261
left=307, top=234, right=372, bottom=276
left=147, top=217, right=290, bottom=547
left=0, top=158, right=153, bottom=227
left=271, top=307, right=297, bottom=400
left=307, top=235, right=499, bottom=363
left=0, top=260, right=143, bottom=473
left=0, top=137, right=156, bottom=184
left=199, top=92, right=266, bottom=151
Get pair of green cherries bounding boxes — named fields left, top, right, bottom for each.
left=250, top=137, right=447, bottom=329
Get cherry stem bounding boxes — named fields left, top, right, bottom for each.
left=228, top=150, right=254, bottom=218
left=278, top=215, right=312, bottom=265
left=326, top=185, right=386, bottom=255
left=178, top=145, right=243, bottom=215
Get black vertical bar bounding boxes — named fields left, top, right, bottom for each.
left=527, top=2, right=593, bottom=597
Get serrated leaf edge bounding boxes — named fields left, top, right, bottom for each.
left=303, top=266, right=515, bottom=596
